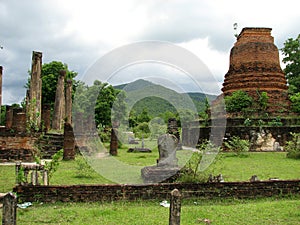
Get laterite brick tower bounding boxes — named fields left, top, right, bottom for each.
left=222, top=27, right=290, bottom=115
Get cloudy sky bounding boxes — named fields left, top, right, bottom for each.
left=0, top=0, right=299, bottom=105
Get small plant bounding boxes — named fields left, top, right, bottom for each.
left=45, top=149, right=63, bottom=182
left=177, top=140, right=220, bottom=183
left=26, top=98, right=41, bottom=132
left=75, top=155, right=95, bottom=178
left=268, top=117, right=283, bottom=127
left=244, top=118, right=252, bottom=126
left=17, top=167, right=26, bottom=185
left=224, top=136, right=250, bottom=157
left=286, top=133, right=300, bottom=159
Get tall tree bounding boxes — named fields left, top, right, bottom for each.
left=41, top=61, right=77, bottom=107
left=281, top=34, right=300, bottom=94
left=26, top=61, right=78, bottom=109
left=73, top=80, right=126, bottom=128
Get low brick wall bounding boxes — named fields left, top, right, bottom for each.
left=13, top=180, right=300, bottom=203
left=0, top=133, right=37, bottom=162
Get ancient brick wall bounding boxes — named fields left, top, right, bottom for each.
left=0, top=133, right=37, bottom=162
left=182, top=118, right=300, bottom=150
left=13, top=180, right=300, bottom=203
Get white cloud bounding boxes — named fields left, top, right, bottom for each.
left=0, top=0, right=299, bottom=104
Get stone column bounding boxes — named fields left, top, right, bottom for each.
left=63, top=122, right=75, bottom=160
left=109, top=128, right=118, bottom=156
left=5, top=105, right=13, bottom=129
left=28, top=51, right=42, bottom=129
left=52, top=70, right=66, bottom=130
left=2, top=192, right=17, bottom=225
left=73, top=112, right=83, bottom=134
left=168, top=118, right=180, bottom=141
left=41, top=104, right=51, bottom=132
left=12, top=110, right=27, bottom=133
left=168, top=118, right=181, bottom=149
left=65, top=79, right=73, bottom=124
left=0, top=66, right=3, bottom=117
left=169, top=189, right=181, bottom=225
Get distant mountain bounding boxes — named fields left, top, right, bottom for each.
left=114, top=79, right=217, bottom=117
left=114, top=79, right=153, bottom=92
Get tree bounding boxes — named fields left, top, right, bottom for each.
left=41, top=61, right=77, bottom=107
left=290, top=92, right=300, bottom=113
left=286, top=133, right=300, bottom=159
left=281, top=34, right=300, bottom=94
left=26, top=61, right=78, bottom=109
left=224, top=90, right=253, bottom=113
left=136, top=108, right=151, bottom=123
left=73, top=80, right=126, bottom=128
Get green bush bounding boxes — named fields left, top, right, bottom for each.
left=177, top=140, right=220, bottom=183
left=45, top=149, right=63, bottom=182
left=224, top=136, right=250, bottom=156
left=133, top=122, right=150, bottom=139
left=75, top=155, right=95, bottom=178
left=286, top=133, right=300, bottom=159
left=225, top=90, right=253, bottom=113
left=290, top=93, right=300, bottom=113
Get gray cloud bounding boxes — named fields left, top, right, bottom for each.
left=0, top=0, right=299, bottom=105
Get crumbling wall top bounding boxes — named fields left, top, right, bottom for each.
left=236, top=27, right=273, bottom=46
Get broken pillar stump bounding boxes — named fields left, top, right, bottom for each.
left=169, top=189, right=181, bottom=225
left=2, top=192, right=17, bottom=225
left=63, top=122, right=75, bottom=160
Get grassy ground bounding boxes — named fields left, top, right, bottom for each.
left=1, top=145, right=300, bottom=224
left=1, top=150, right=300, bottom=192
left=0, top=197, right=300, bottom=224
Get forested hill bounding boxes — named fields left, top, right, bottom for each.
left=114, top=79, right=217, bottom=117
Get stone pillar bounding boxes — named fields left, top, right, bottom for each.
left=12, top=108, right=26, bottom=133
left=5, top=105, right=13, bottom=129
left=41, top=104, right=51, bottom=132
left=110, top=128, right=118, bottom=156
left=169, top=189, right=181, bottom=225
left=0, top=66, right=3, bottom=118
left=2, top=192, right=17, bottom=225
left=73, top=112, right=83, bottom=134
left=28, top=51, right=42, bottom=129
left=52, top=70, right=66, bottom=130
left=168, top=118, right=181, bottom=149
left=65, top=79, right=73, bottom=124
left=168, top=118, right=180, bottom=141
left=63, top=122, right=75, bottom=160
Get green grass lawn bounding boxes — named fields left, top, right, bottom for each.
left=1, top=147, right=300, bottom=224
left=1, top=150, right=300, bottom=192
left=1, top=197, right=300, bottom=224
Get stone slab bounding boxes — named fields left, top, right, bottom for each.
left=141, top=166, right=180, bottom=183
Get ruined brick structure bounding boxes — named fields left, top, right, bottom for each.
left=0, top=66, right=3, bottom=112
left=222, top=27, right=290, bottom=115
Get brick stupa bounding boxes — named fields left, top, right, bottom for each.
left=222, top=27, right=290, bottom=115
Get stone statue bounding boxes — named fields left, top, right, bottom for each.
left=157, top=133, right=178, bottom=167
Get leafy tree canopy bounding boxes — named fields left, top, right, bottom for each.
left=73, top=80, right=126, bottom=127
left=26, top=61, right=78, bottom=108
left=41, top=61, right=77, bottom=107
left=281, top=34, right=300, bottom=94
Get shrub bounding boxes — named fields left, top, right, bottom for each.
left=290, top=93, right=300, bottom=113
left=133, top=122, right=150, bottom=139
left=45, top=149, right=63, bottom=182
left=177, top=140, right=220, bottom=183
left=75, top=155, right=95, bottom=178
left=224, top=136, right=250, bottom=156
left=286, top=133, right=300, bottom=159
left=225, top=90, right=253, bottom=113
